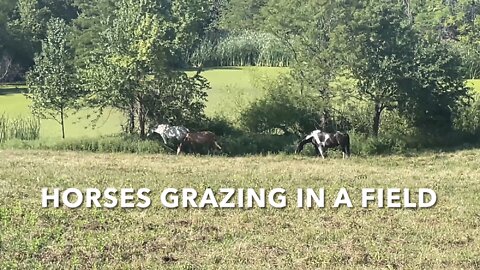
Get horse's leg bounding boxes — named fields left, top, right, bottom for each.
left=191, top=143, right=197, bottom=155
left=342, top=144, right=348, bottom=159
left=317, top=145, right=325, bottom=159
left=161, top=134, right=168, bottom=145
left=176, top=143, right=183, bottom=155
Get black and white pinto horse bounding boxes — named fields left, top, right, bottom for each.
left=148, top=124, right=189, bottom=145
left=296, top=130, right=351, bottom=159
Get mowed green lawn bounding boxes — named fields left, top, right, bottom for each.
left=0, top=149, right=479, bottom=268
left=0, top=67, right=284, bottom=139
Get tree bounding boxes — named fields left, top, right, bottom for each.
left=261, top=0, right=355, bottom=130
left=70, top=0, right=117, bottom=68
left=220, top=0, right=268, bottom=32
left=399, top=37, right=471, bottom=133
left=80, top=0, right=209, bottom=137
left=348, top=2, right=418, bottom=137
left=5, top=0, right=78, bottom=78
left=348, top=2, right=470, bottom=136
left=26, top=18, right=79, bottom=139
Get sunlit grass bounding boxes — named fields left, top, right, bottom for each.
left=0, top=149, right=478, bottom=268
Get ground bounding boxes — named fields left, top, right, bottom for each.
left=0, top=149, right=479, bottom=269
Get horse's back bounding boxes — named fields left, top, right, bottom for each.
left=187, top=131, right=216, bottom=141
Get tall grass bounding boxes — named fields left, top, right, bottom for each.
left=0, top=114, right=40, bottom=143
left=190, top=31, right=293, bottom=67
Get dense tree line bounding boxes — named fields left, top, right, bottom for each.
left=0, top=0, right=478, bottom=140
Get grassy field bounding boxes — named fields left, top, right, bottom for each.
left=1, top=149, right=479, bottom=269
left=0, top=67, right=284, bottom=139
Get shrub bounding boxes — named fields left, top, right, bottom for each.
left=219, top=133, right=298, bottom=156
left=454, top=91, right=480, bottom=137
left=349, top=132, right=407, bottom=156
left=240, top=78, right=326, bottom=135
left=1, top=135, right=169, bottom=154
left=197, top=115, right=241, bottom=136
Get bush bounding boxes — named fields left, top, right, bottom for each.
left=219, top=133, right=298, bottom=156
left=454, top=91, right=480, bottom=137
left=349, top=132, right=407, bottom=156
left=1, top=135, right=169, bottom=154
left=197, top=115, right=241, bottom=136
left=240, top=78, right=326, bottom=135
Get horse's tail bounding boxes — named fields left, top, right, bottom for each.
left=214, top=141, right=222, bottom=150
left=177, top=134, right=190, bottom=155
left=344, top=133, right=351, bottom=157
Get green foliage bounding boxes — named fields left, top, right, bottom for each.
left=142, top=72, right=209, bottom=128
left=5, top=0, right=78, bottom=74
left=0, top=114, right=40, bottom=143
left=70, top=0, right=116, bottom=68
left=348, top=2, right=418, bottom=136
left=412, top=0, right=480, bottom=78
left=79, top=0, right=210, bottom=136
left=190, top=31, right=292, bottom=67
left=454, top=90, right=480, bottom=136
left=399, top=37, right=471, bottom=133
left=1, top=135, right=168, bottom=154
left=25, top=17, right=78, bottom=138
left=199, top=115, right=241, bottom=136
left=454, top=41, right=480, bottom=79
left=220, top=133, right=297, bottom=156
left=219, top=0, right=268, bottom=32
left=346, top=2, right=470, bottom=136
left=240, top=75, right=324, bottom=135
left=261, top=0, right=352, bottom=97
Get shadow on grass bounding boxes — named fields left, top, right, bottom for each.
left=397, top=142, right=480, bottom=157
left=183, top=66, right=244, bottom=72
left=0, top=84, right=26, bottom=96
left=2, top=131, right=479, bottom=158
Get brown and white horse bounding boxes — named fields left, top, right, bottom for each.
left=296, top=130, right=350, bottom=159
left=177, top=131, right=222, bottom=155
left=148, top=124, right=189, bottom=144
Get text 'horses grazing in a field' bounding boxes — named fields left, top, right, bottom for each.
left=296, top=130, right=350, bottom=159
left=148, top=124, right=189, bottom=144
left=177, top=131, right=222, bottom=155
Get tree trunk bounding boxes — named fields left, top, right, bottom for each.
left=372, top=103, right=382, bottom=137
left=138, top=101, right=146, bottom=138
left=60, top=107, right=65, bottom=139
left=128, top=103, right=135, bottom=134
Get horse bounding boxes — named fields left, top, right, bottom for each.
left=296, top=130, right=350, bottom=159
left=177, top=131, right=222, bottom=155
left=148, top=124, right=189, bottom=145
